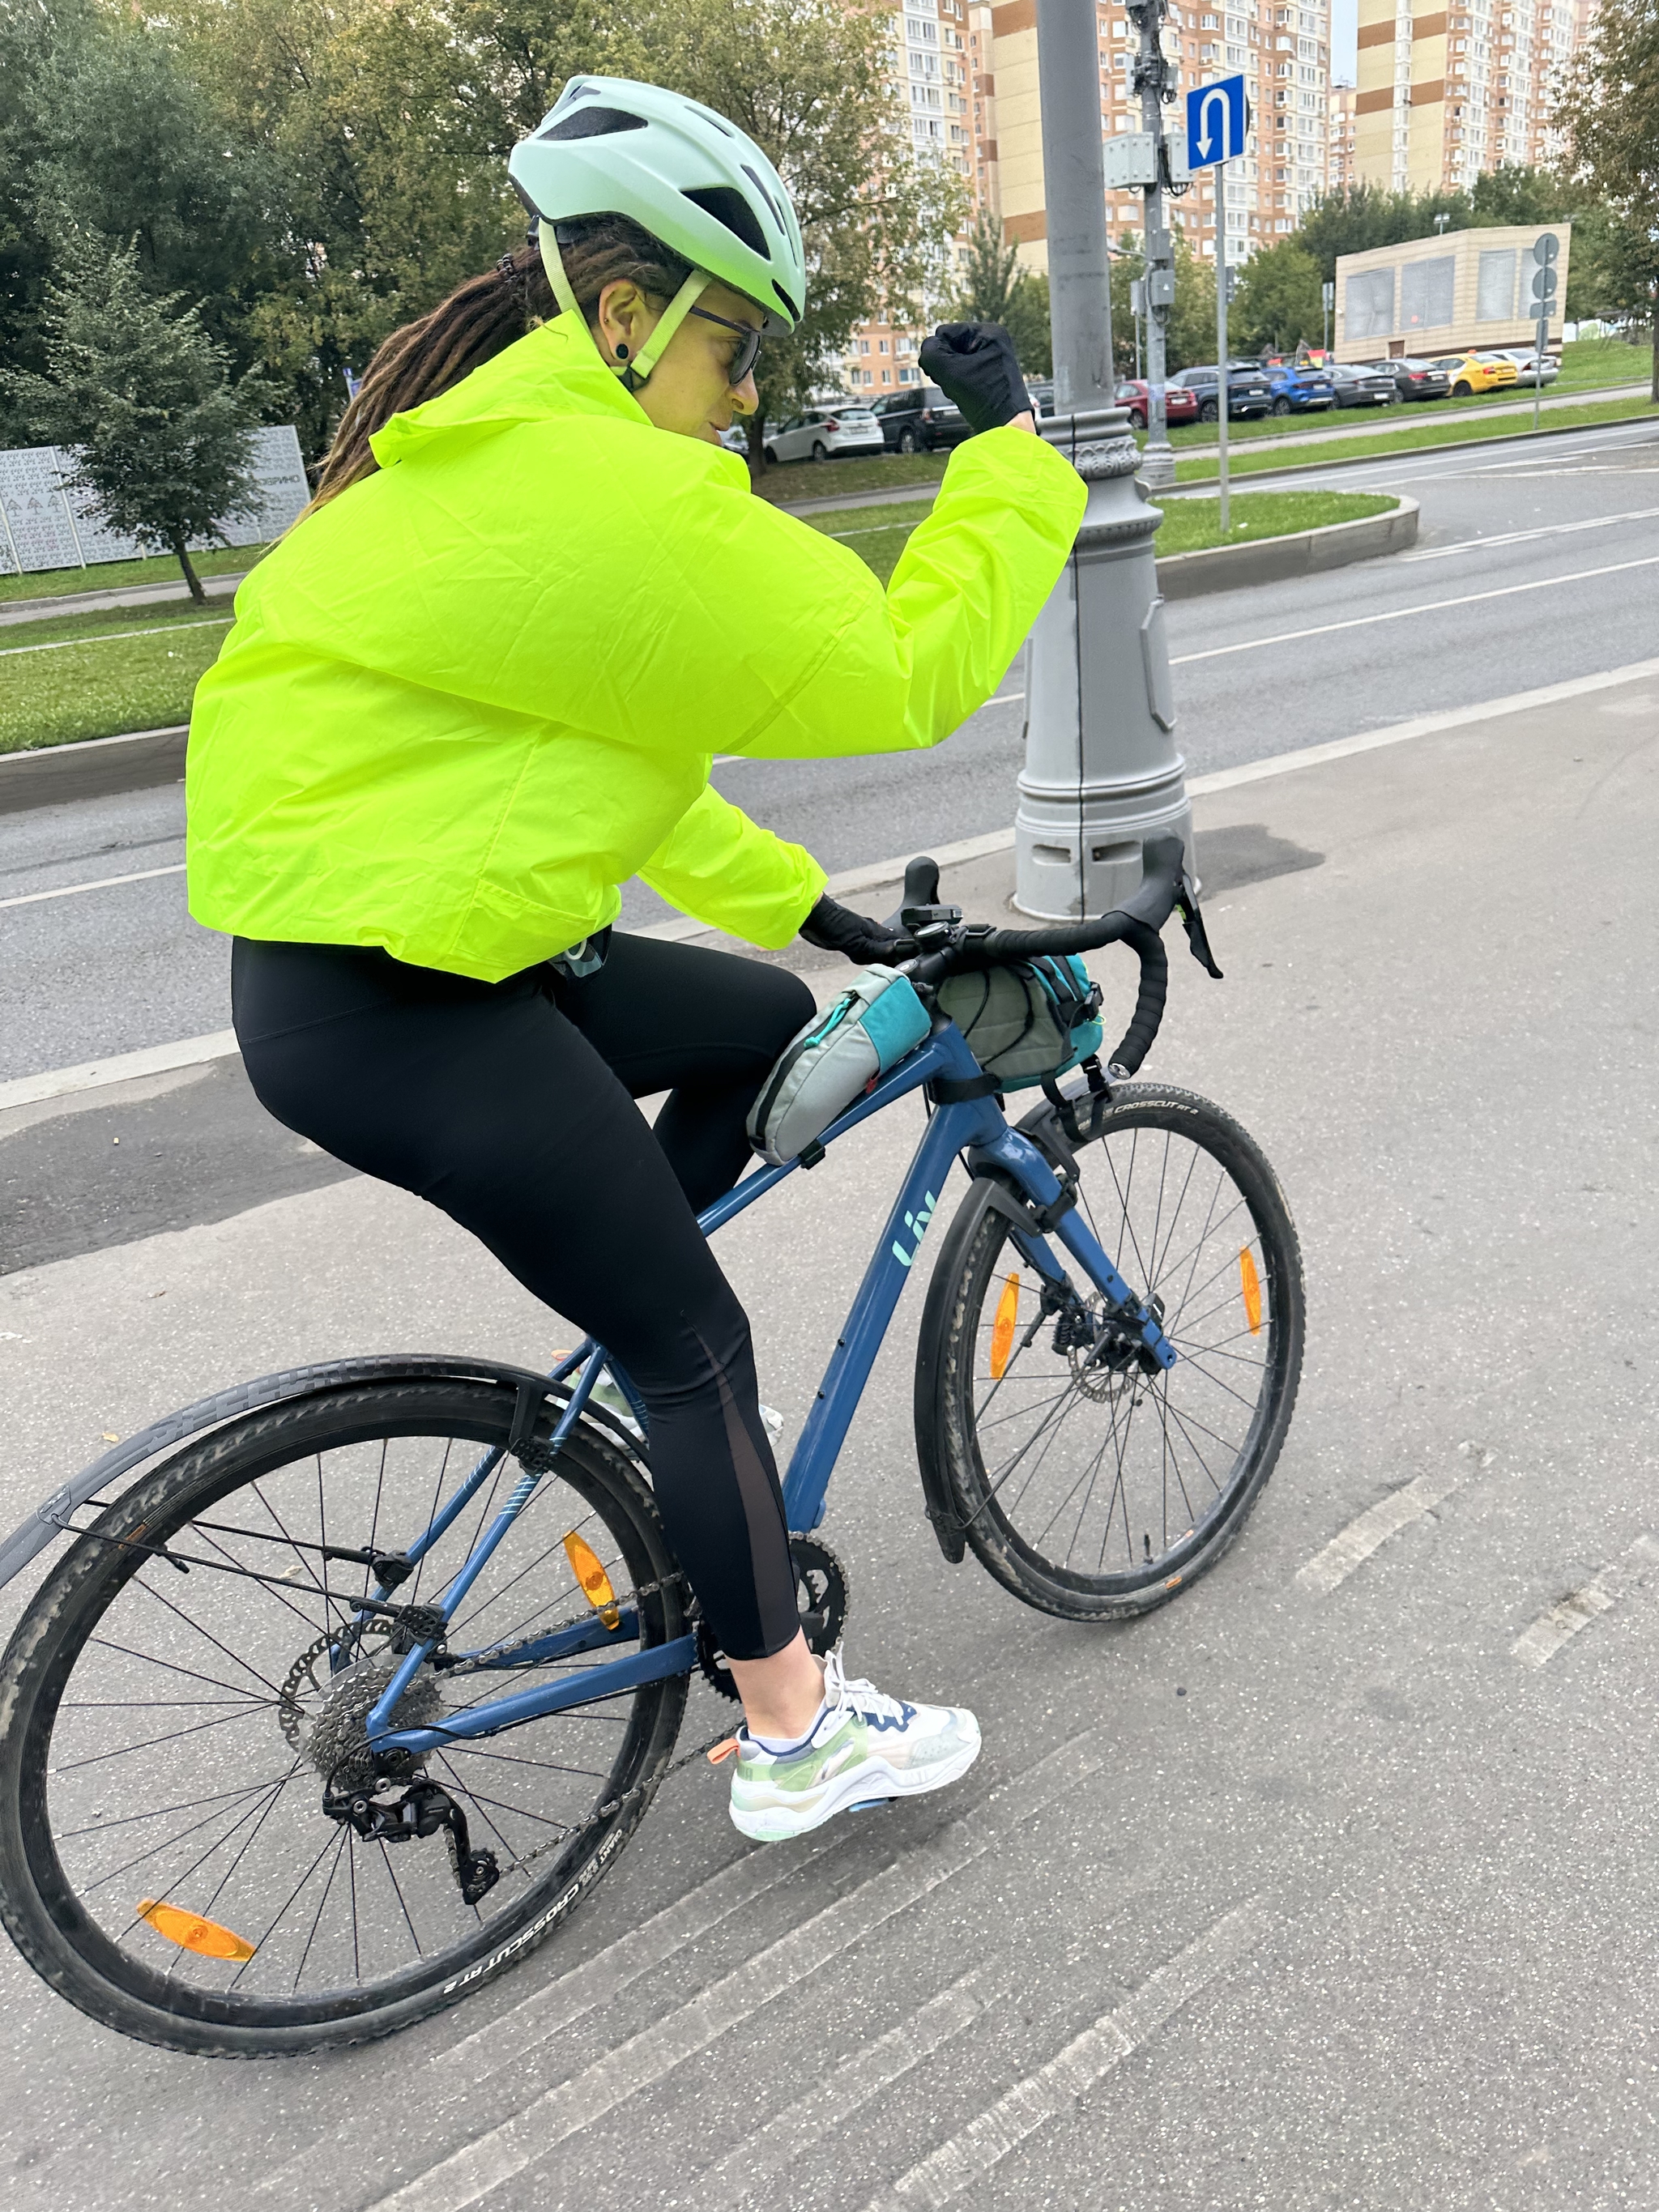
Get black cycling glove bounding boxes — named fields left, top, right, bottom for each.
left=798, top=894, right=902, bottom=966
left=918, top=322, right=1032, bottom=437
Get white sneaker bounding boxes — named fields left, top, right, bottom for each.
left=728, top=1651, right=981, bottom=1843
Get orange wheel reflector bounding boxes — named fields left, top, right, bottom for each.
left=136, top=1899, right=256, bottom=1962
left=989, top=1271, right=1021, bottom=1380
left=1239, top=1247, right=1263, bottom=1336
left=563, top=1531, right=621, bottom=1629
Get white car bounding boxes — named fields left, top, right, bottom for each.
left=761, top=403, right=885, bottom=465
left=1482, top=347, right=1559, bottom=384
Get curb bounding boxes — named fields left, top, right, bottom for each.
left=0, top=723, right=188, bottom=816
left=1155, top=496, right=1418, bottom=598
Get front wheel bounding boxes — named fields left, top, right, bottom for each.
left=0, top=1378, right=689, bottom=2055
left=916, top=1085, right=1304, bottom=1621
left=810, top=440, right=829, bottom=462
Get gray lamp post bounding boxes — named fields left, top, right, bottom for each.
left=1014, top=0, right=1195, bottom=920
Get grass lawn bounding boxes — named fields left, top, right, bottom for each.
left=797, top=488, right=1397, bottom=583
left=754, top=449, right=947, bottom=508
left=0, top=540, right=270, bottom=608
left=0, top=595, right=232, bottom=754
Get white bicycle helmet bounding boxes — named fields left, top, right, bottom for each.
left=508, top=77, right=807, bottom=383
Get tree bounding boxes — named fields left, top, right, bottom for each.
left=1556, top=0, right=1659, bottom=396
left=1230, top=238, right=1324, bottom=354
left=3, top=237, right=268, bottom=600
left=659, top=0, right=966, bottom=470
left=951, top=211, right=1050, bottom=373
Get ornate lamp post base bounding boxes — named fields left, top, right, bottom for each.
left=1014, top=407, right=1195, bottom=920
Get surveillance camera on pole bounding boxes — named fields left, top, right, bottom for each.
left=1015, top=0, right=1194, bottom=923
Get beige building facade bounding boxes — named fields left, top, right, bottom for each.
left=1353, top=0, right=1595, bottom=194
left=993, top=0, right=1334, bottom=275
left=1333, top=219, right=1571, bottom=358
left=841, top=0, right=1001, bottom=396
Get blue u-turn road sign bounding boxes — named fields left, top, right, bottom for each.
left=1185, top=75, right=1248, bottom=168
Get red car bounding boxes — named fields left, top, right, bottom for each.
left=1115, top=379, right=1201, bottom=429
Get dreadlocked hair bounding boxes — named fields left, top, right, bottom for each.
left=309, top=214, right=695, bottom=509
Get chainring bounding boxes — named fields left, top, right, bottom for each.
left=696, top=1534, right=851, bottom=1702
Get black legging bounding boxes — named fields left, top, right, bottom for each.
left=230, top=931, right=817, bottom=1660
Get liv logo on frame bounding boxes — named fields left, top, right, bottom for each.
left=892, top=1191, right=939, bottom=1268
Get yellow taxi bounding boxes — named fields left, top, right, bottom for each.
left=1428, top=351, right=1520, bottom=398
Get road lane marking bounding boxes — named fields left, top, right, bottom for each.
left=0, top=861, right=186, bottom=909
left=859, top=1899, right=1268, bottom=2211
left=1512, top=1533, right=1659, bottom=1670
left=679, top=1974, right=987, bottom=2212
left=0, top=616, right=230, bottom=657
left=1294, top=1451, right=1486, bottom=1594
left=1400, top=505, right=1659, bottom=560
left=1170, top=553, right=1659, bottom=666
left=361, top=1733, right=1107, bottom=2212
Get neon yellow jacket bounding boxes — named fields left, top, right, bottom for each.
left=186, top=310, right=1085, bottom=981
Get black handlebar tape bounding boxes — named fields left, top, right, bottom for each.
left=968, top=912, right=1135, bottom=962
left=1104, top=918, right=1168, bottom=1076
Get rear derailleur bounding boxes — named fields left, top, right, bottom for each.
left=322, top=1775, right=501, bottom=1907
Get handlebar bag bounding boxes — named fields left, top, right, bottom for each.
left=747, top=965, right=932, bottom=1166
left=935, top=955, right=1103, bottom=1090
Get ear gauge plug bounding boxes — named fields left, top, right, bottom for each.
left=615, top=343, right=630, bottom=360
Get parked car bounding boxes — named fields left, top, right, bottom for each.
left=1114, top=379, right=1201, bottom=429
left=718, top=423, right=752, bottom=455
left=761, top=403, right=885, bottom=465
left=1482, top=347, right=1559, bottom=384
left=1363, top=356, right=1452, bottom=402
left=870, top=384, right=971, bottom=454
left=1324, top=362, right=1401, bottom=408
left=1260, top=360, right=1336, bottom=414
left=1428, top=351, right=1518, bottom=398
left=1169, top=363, right=1273, bottom=421
left=1022, top=378, right=1056, bottom=419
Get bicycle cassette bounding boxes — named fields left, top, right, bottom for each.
left=696, top=1533, right=850, bottom=1702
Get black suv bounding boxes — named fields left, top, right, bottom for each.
left=1169, top=363, right=1273, bottom=422
left=872, top=384, right=970, bottom=454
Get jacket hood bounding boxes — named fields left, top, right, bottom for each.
left=369, top=309, right=655, bottom=468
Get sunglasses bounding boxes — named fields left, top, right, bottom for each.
left=687, top=305, right=763, bottom=386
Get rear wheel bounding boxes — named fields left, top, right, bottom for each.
left=1129, top=408, right=1146, bottom=429
left=1271, top=396, right=1292, bottom=416
left=1198, top=398, right=1218, bottom=423
left=1452, top=381, right=1472, bottom=397
left=898, top=427, right=921, bottom=454
left=0, top=1379, right=688, bottom=2055
left=919, top=1085, right=1303, bottom=1621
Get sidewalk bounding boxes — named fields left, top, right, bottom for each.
left=0, top=568, right=245, bottom=629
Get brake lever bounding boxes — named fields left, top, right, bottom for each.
left=1174, top=872, right=1224, bottom=980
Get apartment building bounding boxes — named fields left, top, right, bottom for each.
left=839, top=0, right=1000, bottom=395
left=1328, top=81, right=1358, bottom=188
left=1353, top=0, right=1595, bottom=193
left=992, top=0, right=1333, bottom=275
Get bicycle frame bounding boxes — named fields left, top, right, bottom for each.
left=367, top=1017, right=1177, bottom=1760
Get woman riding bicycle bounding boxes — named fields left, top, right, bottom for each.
left=186, top=77, right=1085, bottom=1843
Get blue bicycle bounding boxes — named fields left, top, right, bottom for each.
left=0, top=843, right=1303, bottom=2054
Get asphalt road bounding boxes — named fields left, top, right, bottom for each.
left=1, top=668, right=1657, bottom=2210
left=2, top=415, right=1656, bottom=1089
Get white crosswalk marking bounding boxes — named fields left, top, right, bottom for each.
left=363, top=1734, right=1107, bottom=2212
left=859, top=1899, right=1268, bottom=2210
